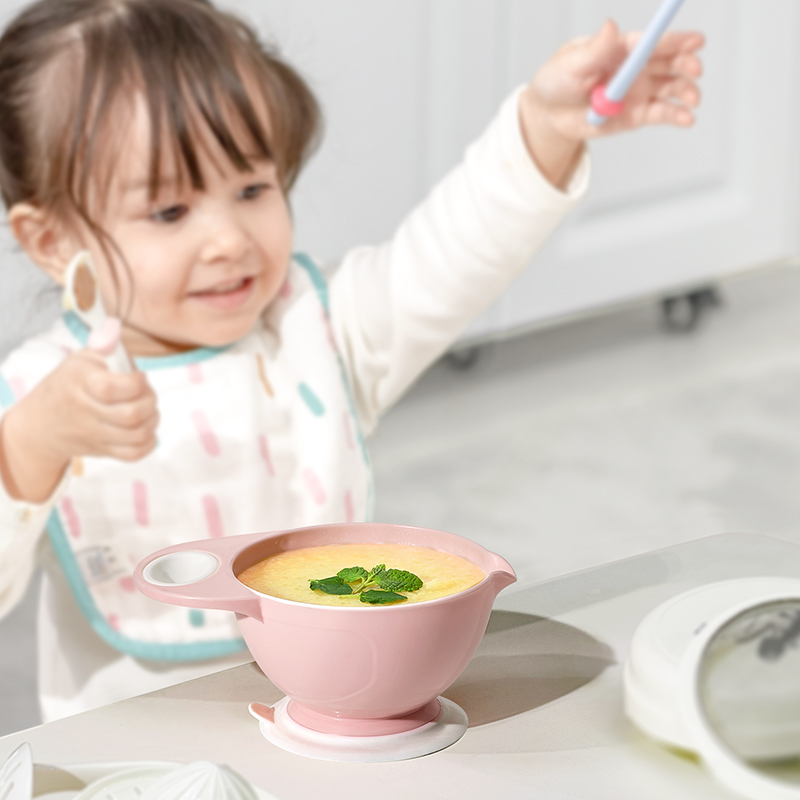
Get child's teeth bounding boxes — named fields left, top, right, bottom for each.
left=213, top=279, right=244, bottom=293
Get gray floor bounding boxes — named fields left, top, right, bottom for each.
left=3, top=260, right=800, bottom=736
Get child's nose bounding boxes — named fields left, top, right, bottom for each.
left=200, top=214, right=251, bottom=263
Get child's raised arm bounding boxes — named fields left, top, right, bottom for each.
left=519, top=20, right=704, bottom=189
left=328, top=21, right=704, bottom=432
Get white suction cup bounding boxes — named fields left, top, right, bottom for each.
left=249, top=696, right=468, bottom=762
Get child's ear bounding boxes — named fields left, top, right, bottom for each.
left=8, top=203, right=79, bottom=286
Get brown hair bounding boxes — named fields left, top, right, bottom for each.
left=0, top=0, right=321, bottom=267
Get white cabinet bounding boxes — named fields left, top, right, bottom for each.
left=493, top=0, right=800, bottom=339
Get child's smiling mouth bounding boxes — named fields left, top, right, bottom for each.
left=189, top=276, right=255, bottom=309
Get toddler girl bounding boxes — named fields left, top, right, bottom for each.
left=0, top=0, right=702, bottom=721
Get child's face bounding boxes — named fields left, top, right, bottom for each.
left=88, top=93, right=294, bottom=357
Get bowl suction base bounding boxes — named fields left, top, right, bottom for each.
left=254, top=697, right=468, bottom=762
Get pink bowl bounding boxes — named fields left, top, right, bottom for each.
left=134, top=523, right=515, bottom=735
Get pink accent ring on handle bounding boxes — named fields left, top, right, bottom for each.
left=590, top=85, right=625, bottom=118
left=88, top=317, right=122, bottom=356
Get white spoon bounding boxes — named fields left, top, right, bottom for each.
left=62, top=250, right=133, bottom=373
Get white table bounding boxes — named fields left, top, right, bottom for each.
left=2, top=532, right=798, bottom=799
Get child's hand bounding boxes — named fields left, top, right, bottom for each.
left=519, top=20, right=704, bottom=188
left=0, top=351, right=159, bottom=503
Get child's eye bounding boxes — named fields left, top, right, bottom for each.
left=151, top=205, right=188, bottom=223
left=238, top=183, right=270, bottom=201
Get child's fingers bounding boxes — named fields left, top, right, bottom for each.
left=647, top=47, right=704, bottom=83
left=595, top=95, right=695, bottom=136
left=671, top=52, right=703, bottom=78
left=656, top=31, right=705, bottom=55
left=103, top=395, right=159, bottom=432
left=625, top=30, right=705, bottom=59
left=102, top=437, right=158, bottom=463
left=646, top=101, right=696, bottom=128
left=86, top=367, right=153, bottom=405
left=98, top=406, right=159, bottom=456
left=570, top=19, right=628, bottom=79
left=569, top=27, right=703, bottom=86
left=629, top=99, right=697, bottom=129
left=653, top=76, right=702, bottom=108
left=641, top=52, right=703, bottom=80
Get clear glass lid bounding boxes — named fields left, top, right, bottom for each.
left=685, top=598, right=800, bottom=800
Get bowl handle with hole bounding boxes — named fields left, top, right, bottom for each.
left=133, top=532, right=266, bottom=622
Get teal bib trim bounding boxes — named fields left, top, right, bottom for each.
left=0, top=373, right=15, bottom=409
left=64, top=311, right=89, bottom=346
left=293, top=252, right=330, bottom=312
left=134, top=346, right=231, bottom=371
left=293, top=252, right=375, bottom=520
left=46, top=511, right=247, bottom=662
left=63, top=312, right=230, bottom=370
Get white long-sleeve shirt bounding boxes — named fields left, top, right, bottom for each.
left=0, top=89, right=589, bottom=721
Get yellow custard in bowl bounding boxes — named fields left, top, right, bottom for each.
left=237, top=542, right=486, bottom=606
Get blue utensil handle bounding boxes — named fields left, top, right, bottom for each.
left=607, top=0, right=686, bottom=101
left=589, top=0, right=687, bottom=125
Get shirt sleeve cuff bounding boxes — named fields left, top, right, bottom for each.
left=493, top=85, right=591, bottom=205
left=0, top=444, right=71, bottom=534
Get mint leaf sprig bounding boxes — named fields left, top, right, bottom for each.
left=309, top=564, right=423, bottom=604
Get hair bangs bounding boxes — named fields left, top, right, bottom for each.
left=0, top=0, right=321, bottom=216
left=82, top=1, right=277, bottom=204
